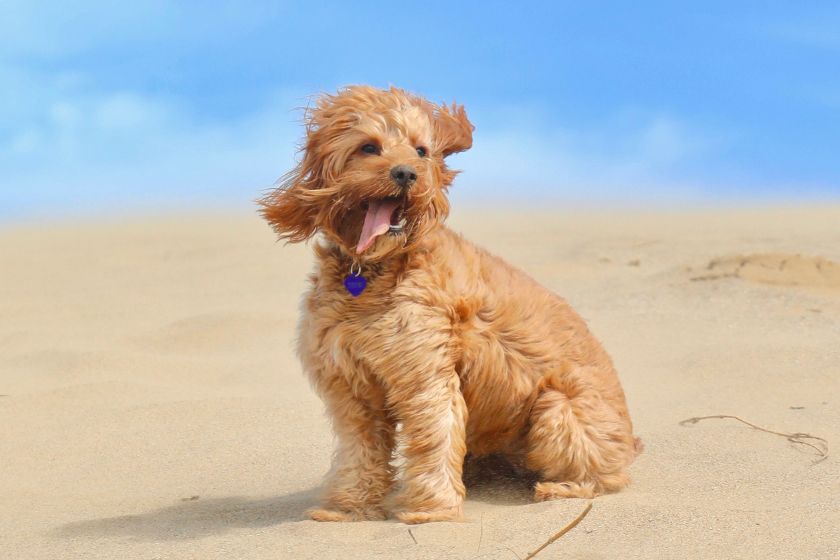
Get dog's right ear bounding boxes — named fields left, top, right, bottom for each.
left=259, top=146, right=322, bottom=243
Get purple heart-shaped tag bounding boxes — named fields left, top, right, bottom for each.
left=343, top=274, right=367, bottom=297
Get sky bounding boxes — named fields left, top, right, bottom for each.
left=2, top=1, right=839, bottom=221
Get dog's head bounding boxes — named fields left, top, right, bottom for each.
left=260, top=86, right=473, bottom=261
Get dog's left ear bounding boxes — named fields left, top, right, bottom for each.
left=432, top=102, right=474, bottom=157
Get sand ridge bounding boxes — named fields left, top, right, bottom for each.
left=691, top=253, right=840, bottom=289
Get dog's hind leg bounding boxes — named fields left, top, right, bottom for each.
left=525, top=369, right=636, bottom=501
left=308, top=374, right=396, bottom=522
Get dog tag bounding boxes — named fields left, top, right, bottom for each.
left=343, top=274, right=367, bottom=297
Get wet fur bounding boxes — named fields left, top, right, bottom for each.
left=260, top=86, right=640, bottom=524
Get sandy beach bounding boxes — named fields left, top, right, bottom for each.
left=1, top=206, right=838, bottom=559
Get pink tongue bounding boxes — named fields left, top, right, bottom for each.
left=356, top=199, right=400, bottom=253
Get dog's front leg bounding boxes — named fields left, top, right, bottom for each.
left=391, top=372, right=467, bottom=524
left=308, top=374, right=396, bottom=522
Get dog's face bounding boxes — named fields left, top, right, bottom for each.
left=260, top=86, right=473, bottom=261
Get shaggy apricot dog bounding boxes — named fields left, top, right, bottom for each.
left=260, top=86, right=640, bottom=524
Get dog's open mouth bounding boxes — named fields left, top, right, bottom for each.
left=356, top=197, right=407, bottom=253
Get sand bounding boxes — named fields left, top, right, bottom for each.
left=1, top=206, right=838, bottom=559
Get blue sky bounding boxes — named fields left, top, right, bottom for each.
left=2, top=1, right=839, bottom=221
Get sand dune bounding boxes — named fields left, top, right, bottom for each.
left=1, top=207, right=838, bottom=559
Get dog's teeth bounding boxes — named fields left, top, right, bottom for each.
left=387, top=216, right=407, bottom=235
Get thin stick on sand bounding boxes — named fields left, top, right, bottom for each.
left=679, top=414, right=829, bottom=461
left=476, top=512, right=484, bottom=554
left=523, top=502, right=593, bottom=560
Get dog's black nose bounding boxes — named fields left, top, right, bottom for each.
left=390, top=165, right=417, bottom=189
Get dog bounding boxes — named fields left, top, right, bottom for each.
left=260, top=86, right=640, bottom=524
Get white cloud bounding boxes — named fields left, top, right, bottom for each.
left=1, top=82, right=730, bottom=219
left=451, top=109, right=726, bottom=203
left=0, top=69, right=306, bottom=218
left=0, top=53, right=728, bottom=220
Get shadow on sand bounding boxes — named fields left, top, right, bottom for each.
left=56, top=456, right=535, bottom=541
left=463, top=454, right=537, bottom=506
left=55, top=488, right=318, bottom=541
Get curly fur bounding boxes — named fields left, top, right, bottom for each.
left=260, top=85, right=640, bottom=524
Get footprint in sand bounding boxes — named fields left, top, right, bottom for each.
left=690, top=253, right=840, bottom=290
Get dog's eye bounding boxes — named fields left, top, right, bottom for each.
left=361, top=143, right=380, bottom=155
left=416, top=146, right=428, bottom=158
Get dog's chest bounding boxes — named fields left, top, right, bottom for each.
left=304, top=290, right=409, bottom=378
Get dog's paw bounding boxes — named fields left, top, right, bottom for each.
left=395, top=505, right=463, bottom=524
left=308, top=508, right=355, bottom=522
left=533, top=481, right=597, bottom=501
left=307, top=507, right=387, bottom=522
